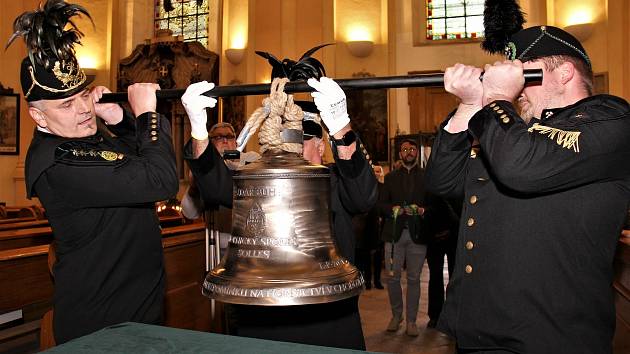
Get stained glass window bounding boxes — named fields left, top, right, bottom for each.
left=155, top=0, right=209, bottom=46
left=426, top=0, right=484, bottom=41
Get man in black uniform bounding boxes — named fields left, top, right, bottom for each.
left=180, top=76, right=377, bottom=349
left=10, top=0, right=178, bottom=343
left=425, top=10, right=630, bottom=354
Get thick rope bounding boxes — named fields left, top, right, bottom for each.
left=239, top=78, right=304, bottom=154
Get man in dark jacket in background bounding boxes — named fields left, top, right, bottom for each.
left=378, top=138, right=428, bottom=336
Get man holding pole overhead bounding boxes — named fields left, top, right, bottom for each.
left=425, top=0, right=630, bottom=352
left=9, top=0, right=178, bottom=343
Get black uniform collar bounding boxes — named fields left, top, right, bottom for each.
left=539, top=94, right=630, bottom=122
left=400, top=162, right=420, bottom=174
left=25, top=129, right=104, bottom=198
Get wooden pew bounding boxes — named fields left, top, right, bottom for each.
left=0, top=245, right=54, bottom=315
left=0, top=219, right=49, bottom=232
left=161, top=223, right=212, bottom=331
left=0, top=216, right=37, bottom=225
left=0, top=221, right=210, bottom=350
left=0, top=215, right=188, bottom=251
left=1, top=205, right=45, bottom=220
left=0, top=227, right=53, bottom=251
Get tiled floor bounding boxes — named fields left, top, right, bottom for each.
left=358, top=260, right=455, bottom=354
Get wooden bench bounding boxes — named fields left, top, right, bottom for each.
left=0, top=219, right=49, bottom=232
left=0, top=215, right=189, bottom=251
left=0, top=205, right=45, bottom=220
left=0, top=217, right=37, bottom=225
left=0, top=244, right=54, bottom=315
left=0, top=222, right=210, bottom=350
left=0, top=227, right=53, bottom=251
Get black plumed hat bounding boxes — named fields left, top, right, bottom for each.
left=7, top=0, right=94, bottom=101
left=505, top=26, right=591, bottom=68
left=257, top=45, right=332, bottom=140
left=255, top=43, right=333, bottom=81
left=482, top=0, right=591, bottom=68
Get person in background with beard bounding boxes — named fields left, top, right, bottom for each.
left=378, top=138, right=428, bottom=337
left=425, top=1, right=630, bottom=352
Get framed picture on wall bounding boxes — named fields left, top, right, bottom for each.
left=0, top=93, right=19, bottom=155
left=347, top=88, right=389, bottom=163
left=346, top=71, right=389, bottom=164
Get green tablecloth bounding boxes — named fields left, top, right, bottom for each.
left=43, top=322, right=373, bottom=353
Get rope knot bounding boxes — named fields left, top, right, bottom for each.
left=239, top=78, right=305, bottom=154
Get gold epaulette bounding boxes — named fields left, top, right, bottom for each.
left=527, top=123, right=581, bottom=153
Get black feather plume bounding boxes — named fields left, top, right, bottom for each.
left=6, top=0, right=93, bottom=69
left=481, top=0, right=525, bottom=54
left=255, top=43, right=334, bottom=81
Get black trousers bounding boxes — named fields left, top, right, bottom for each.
left=355, top=243, right=383, bottom=286
left=426, top=238, right=456, bottom=321
left=230, top=296, right=365, bottom=350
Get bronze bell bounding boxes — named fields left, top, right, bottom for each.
left=202, top=149, right=364, bottom=305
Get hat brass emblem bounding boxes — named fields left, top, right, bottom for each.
left=52, top=60, right=86, bottom=88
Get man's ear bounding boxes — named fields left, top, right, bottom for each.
left=28, top=106, right=48, bottom=128
left=558, top=61, right=575, bottom=85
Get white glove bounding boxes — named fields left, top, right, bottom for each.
left=306, top=77, right=350, bottom=136
left=181, top=81, right=217, bottom=140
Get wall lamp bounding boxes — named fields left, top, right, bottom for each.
left=346, top=40, right=374, bottom=58
left=225, top=48, right=245, bottom=65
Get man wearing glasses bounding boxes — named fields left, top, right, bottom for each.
left=181, top=121, right=260, bottom=255
left=378, top=138, right=429, bottom=336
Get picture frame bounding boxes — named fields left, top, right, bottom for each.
left=0, top=93, right=19, bottom=155
left=346, top=71, right=389, bottom=164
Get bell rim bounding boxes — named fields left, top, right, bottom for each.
left=202, top=270, right=365, bottom=306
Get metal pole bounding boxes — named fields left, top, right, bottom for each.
left=99, top=69, right=543, bottom=103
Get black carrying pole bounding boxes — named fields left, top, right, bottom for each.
left=99, top=69, right=543, bottom=103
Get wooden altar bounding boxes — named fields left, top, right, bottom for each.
left=117, top=30, right=219, bottom=179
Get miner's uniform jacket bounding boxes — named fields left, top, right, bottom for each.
left=425, top=95, right=630, bottom=354
left=25, top=110, right=178, bottom=344
left=185, top=138, right=378, bottom=349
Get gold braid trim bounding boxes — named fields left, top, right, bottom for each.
left=527, top=123, right=581, bottom=153
left=25, top=64, right=87, bottom=99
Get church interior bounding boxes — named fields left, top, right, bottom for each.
left=0, top=0, right=629, bottom=353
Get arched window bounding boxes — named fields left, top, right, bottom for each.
left=413, top=0, right=484, bottom=45
left=155, top=0, right=209, bottom=46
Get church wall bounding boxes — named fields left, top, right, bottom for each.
left=606, top=0, right=630, bottom=101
